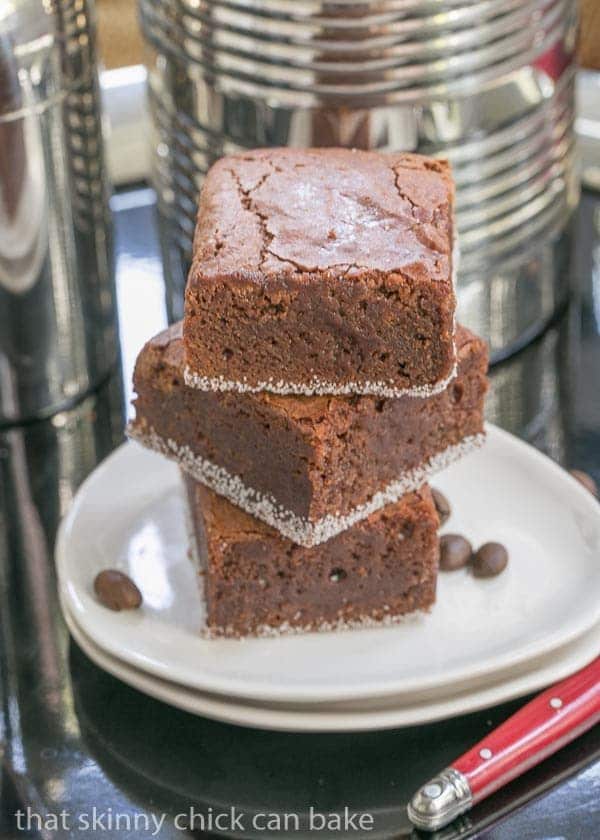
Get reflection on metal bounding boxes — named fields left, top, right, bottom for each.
left=487, top=322, right=566, bottom=464
left=0, top=0, right=118, bottom=425
left=139, top=0, right=578, bottom=360
left=577, top=70, right=600, bottom=193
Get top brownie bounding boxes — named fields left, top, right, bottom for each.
left=184, top=148, right=456, bottom=398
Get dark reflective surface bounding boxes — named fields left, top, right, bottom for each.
left=0, top=189, right=599, bottom=839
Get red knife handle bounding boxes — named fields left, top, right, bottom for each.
left=453, top=657, right=600, bottom=803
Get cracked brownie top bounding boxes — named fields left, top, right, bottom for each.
left=190, top=147, right=454, bottom=283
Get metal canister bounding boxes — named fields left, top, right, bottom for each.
left=140, top=0, right=578, bottom=361
left=0, top=0, right=117, bottom=425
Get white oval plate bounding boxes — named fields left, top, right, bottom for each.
left=62, top=598, right=600, bottom=732
left=56, top=425, right=600, bottom=704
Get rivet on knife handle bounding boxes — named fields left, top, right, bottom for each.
left=408, top=658, right=600, bottom=831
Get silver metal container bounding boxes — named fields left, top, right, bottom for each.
left=141, top=0, right=578, bottom=360
left=0, top=0, right=117, bottom=425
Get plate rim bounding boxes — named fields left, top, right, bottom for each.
left=62, top=596, right=600, bottom=733
left=56, top=423, right=600, bottom=703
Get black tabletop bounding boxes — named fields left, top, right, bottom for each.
left=0, top=188, right=599, bottom=840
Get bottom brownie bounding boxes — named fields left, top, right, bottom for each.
left=184, top=476, right=439, bottom=638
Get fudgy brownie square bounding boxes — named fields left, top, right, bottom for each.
left=184, top=477, right=439, bottom=638
left=129, top=323, right=487, bottom=546
left=183, top=147, right=457, bottom=398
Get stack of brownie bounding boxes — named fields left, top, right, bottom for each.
left=129, top=148, right=488, bottom=638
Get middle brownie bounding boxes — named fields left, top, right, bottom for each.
left=129, top=322, right=487, bottom=547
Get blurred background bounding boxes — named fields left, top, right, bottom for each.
left=99, top=0, right=590, bottom=356
left=2, top=0, right=600, bottom=427
left=90, top=0, right=600, bottom=451
left=96, top=0, right=600, bottom=372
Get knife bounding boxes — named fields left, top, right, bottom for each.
left=407, top=657, right=600, bottom=831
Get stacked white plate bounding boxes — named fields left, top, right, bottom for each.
left=56, top=425, right=600, bottom=732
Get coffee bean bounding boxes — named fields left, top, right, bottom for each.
left=440, top=534, right=472, bottom=571
left=569, top=469, right=598, bottom=498
left=432, top=488, right=451, bottom=527
left=471, top=543, right=508, bottom=578
left=94, top=570, right=142, bottom=611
